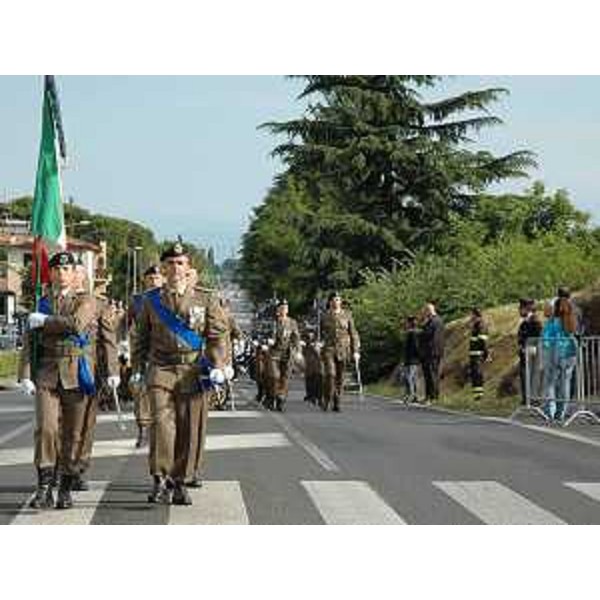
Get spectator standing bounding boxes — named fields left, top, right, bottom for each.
left=419, top=302, right=445, bottom=404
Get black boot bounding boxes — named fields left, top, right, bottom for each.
left=72, top=472, right=89, bottom=492
left=332, top=396, right=341, bottom=412
left=29, top=467, right=55, bottom=509
left=147, top=475, right=171, bottom=504
left=186, top=472, right=203, bottom=489
left=135, top=426, right=148, bottom=449
left=55, top=474, right=74, bottom=510
left=172, top=480, right=192, bottom=506
left=276, top=396, right=286, bottom=412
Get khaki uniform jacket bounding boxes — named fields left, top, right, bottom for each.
left=96, top=296, right=119, bottom=379
left=19, top=291, right=98, bottom=390
left=270, top=316, right=300, bottom=360
left=131, top=284, right=226, bottom=394
left=320, top=309, right=360, bottom=361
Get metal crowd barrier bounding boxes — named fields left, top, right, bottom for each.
left=511, top=336, right=600, bottom=427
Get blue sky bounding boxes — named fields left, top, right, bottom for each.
left=0, top=76, right=598, bottom=260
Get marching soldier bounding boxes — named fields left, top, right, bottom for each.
left=129, top=265, right=163, bottom=448
left=302, top=329, right=322, bottom=405
left=18, top=251, right=99, bottom=510
left=74, top=259, right=120, bottom=490
left=252, top=339, right=269, bottom=404
left=266, top=299, right=300, bottom=412
left=131, top=241, right=224, bottom=505
left=468, top=308, right=490, bottom=401
left=319, top=291, right=360, bottom=412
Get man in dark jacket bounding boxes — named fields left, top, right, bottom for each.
left=517, top=298, right=542, bottom=406
left=419, top=302, right=444, bottom=403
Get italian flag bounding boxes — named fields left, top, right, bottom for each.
left=31, top=76, right=67, bottom=289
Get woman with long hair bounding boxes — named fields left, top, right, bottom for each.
left=542, top=298, right=578, bottom=422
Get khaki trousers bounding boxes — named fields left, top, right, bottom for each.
left=133, top=386, right=152, bottom=428
left=77, top=393, right=98, bottom=474
left=34, top=385, right=87, bottom=475
left=149, top=386, right=208, bottom=481
left=322, top=351, right=346, bottom=408
left=267, top=357, right=291, bottom=399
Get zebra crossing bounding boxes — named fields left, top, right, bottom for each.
left=3, top=394, right=600, bottom=524
left=7, top=477, right=600, bottom=525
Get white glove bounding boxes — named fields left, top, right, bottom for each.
left=28, top=313, right=49, bottom=330
left=20, top=379, right=36, bottom=396
left=252, top=340, right=259, bottom=348
left=261, top=344, right=269, bottom=351
left=130, top=372, right=143, bottom=385
left=295, top=351, right=304, bottom=363
left=267, top=338, right=275, bottom=347
left=209, top=368, right=225, bottom=386
left=353, top=352, right=361, bottom=363
left=107, top=376, right=121, bottom=390
left=223, top=365, right=235, bottom=381
left=315, top=342, right=323, bottom=351
left=299, top=340, right=306, bottom=347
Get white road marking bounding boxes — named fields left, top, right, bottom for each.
left=301, top=480, right=406, bottom=525
left=434, top=481, right=566, bottom=525
left=207, top=433, right=290, bottom=450
left=12, top=481, right=109, bottom=525
left=168, top=481, right=249, bottom=525
left=0, top=420, right=33, bottom=447
left=564, top=482, right=600, bottom=503
left=96, top=410, right=262, bottom=424
left=0, top=407, right=34, bottom=415
left=0, top=433, right=291, bottom=466
left=270, top=412, right=340, bottom=473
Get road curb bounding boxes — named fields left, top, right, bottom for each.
left=363, top=391, right=600, bottom=450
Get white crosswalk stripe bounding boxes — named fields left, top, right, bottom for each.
left=95, top=410, right=263, bottom=424
left=0, top=432, right=292, bottom=467
left=301, top=480, right=406, bottom=524
left=564, top=482, right=600, bottom=503
left=433, top=481, right=566, bottom=525
left=168, top=481, right=249, bottom=525
left=5, top=478, right=600, bottom=524
left=11, top=481, right=110, bottom=525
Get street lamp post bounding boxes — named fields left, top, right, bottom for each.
left=132, top=246, right=143, bottom=295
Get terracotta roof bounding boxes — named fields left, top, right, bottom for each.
left=0, top=233, right=101, bottom=253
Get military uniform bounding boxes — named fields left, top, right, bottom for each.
left=469, top=314, right=489, bottom=401
left=131, top=244, right=224, bottom=505
left=266, top=313, right=300, bottom=411
left=129, top=289, right=154, bottom=446
left=253, top=342, right=269, bottom=404
left=76, top=294, right=119, bottom=487
left=320, top=304, right=360, bottom=412
left=18, top=252, right=98, bottom=509
left=302, top=334, right=323, bottom=405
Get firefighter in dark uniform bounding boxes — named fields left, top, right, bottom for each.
left=469, top=308, right=490, bottom=401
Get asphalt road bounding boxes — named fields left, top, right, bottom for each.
left=1, top=379, right=600, bottom=525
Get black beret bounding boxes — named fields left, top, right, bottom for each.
left=557, top=286, right=571, bottom=299
left=160, top=241, right=189, bottom=262
left=519, top=298, right=535, bottom=308
left=143, top=264, right=161, bottom=277
left=49, top=251, right=76, bottom=268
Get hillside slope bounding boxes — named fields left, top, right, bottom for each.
left=378, top=281, right=600, bottom=415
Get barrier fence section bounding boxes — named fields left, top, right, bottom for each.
left=511, top=336, right=600, bottom=427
